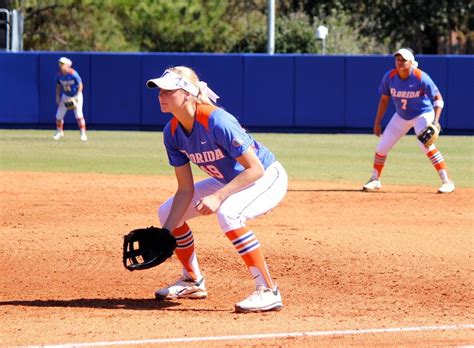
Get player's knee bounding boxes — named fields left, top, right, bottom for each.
left=375, top=144, right=389, bottom=156
left=417, top=141, right=435, bottom=154
left=216, top=206, right=243, bottom=233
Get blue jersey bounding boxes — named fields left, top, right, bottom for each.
left=379, top=68, right=439, bottom=120
left=163, top=105, right=276, bottom=183
left=56, top=68, right=82, bottom=97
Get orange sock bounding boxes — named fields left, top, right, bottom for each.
left=426, top=148, right=447, bottom=171
left=76, top=117, right=86, bottom=133
left=226, top=227, right=274, bottom=289
left=372, top=152, right=386, bottom=179
left=426, top=148, right=450, bottom=182
left=172, top=223, right=201, bottom=281
left=56, top=119, right=64, bottom=132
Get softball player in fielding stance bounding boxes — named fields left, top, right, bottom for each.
left=146, top=66, right=288, bottom=313
left=363, top=48, right=455, bottom=194
left=53, top=57, right=88, bottom=141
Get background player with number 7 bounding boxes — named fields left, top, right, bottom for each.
left=362, top=48, right=455, bottom=194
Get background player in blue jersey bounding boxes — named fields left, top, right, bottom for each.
left=363, top=48, right=455, bottom=193
left=53, top=57, right=88, bottom=141
left=146, top=66, right=288, bottom=313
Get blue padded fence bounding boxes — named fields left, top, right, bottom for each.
left=0, top=52, right=472, bottom=131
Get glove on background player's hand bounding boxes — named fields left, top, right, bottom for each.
left=64, top=97, right=78, bottom=110
left=123, top=226, right=176, bottom=271
left=417, top=123, right=440, bottom=147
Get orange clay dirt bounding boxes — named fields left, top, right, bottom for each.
left=0, top=171, right=473, bottom=347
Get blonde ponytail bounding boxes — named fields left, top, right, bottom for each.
left=169, top=66, right=217, bottom=105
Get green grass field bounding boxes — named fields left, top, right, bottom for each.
left=1, top=129, right=473, bottom=187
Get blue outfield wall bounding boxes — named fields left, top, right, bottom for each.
left=0, top=53, right=40, bottom=123
left=0, top=52, right=472, bottom=131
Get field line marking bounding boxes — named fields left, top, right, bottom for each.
left=25, top=323, right=474, bottom=347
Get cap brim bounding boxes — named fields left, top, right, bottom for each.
left=393, top=50, right=403, bottom=57
left=393, top=49, right=413, bottom=61
left=146, top=78, right=180, bottom=90
left=146, top=71, right=200, bottom=97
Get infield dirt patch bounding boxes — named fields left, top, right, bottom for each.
left=1, top=172, right=473, bottom=346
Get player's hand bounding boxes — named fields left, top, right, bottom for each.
left=194, top=195, right=222, bottom=215
left=373, top=122, right=382, bottom=137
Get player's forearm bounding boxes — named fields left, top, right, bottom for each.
left=375, top=99, right=389, bottom=124
left=215, top=165, right=264, bottom=202
left=434, top=108, right=442, bottom=124
left=433, top=94, right=444, bottom=124
left=163, top=189, right=194, bottom=232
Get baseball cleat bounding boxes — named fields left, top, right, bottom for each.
left=53, top=131, right=64, bottom=140
left=155, top=276, right=207, bottom=300
left=362, top=178, right=381, bottom=191
left=80, top=133, right=88, bottom=142
left=235, top=285, right=283, bottom=313
left=438, top=181, right=455, bottom=194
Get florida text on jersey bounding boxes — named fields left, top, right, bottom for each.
left=56, top=68, right=82, bottom=97
left=164, top=104, right=275, bottom=183
left=379, top=68, right=439, bottom=120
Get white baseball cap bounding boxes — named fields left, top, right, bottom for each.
left=393, top=48, right=418, bottom=68
left=58, top=57, right=72, bottom=66
left=147, top=69, right=219, bottom=103
left=147, top=70, right=200, bottom=96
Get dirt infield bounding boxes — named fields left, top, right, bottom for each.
left=1, top=171, right=473, bottom=347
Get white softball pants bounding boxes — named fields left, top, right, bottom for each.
left=158, top=161, right=288, bottom=233
left=55, top=92, right=84, bottom=120
left=376, top=111, right=436, bottom=155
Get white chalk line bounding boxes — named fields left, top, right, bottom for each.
left=23, top=323, right=474, bottom=347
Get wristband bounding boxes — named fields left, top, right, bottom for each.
left=433, top=99, right=444, bottom=108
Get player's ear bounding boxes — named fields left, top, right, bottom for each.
left=184, top=91, right=197, bottom=103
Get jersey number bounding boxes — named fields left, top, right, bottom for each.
left=199, top=165, right=224, bottom=179
left=401, top=99, right=407, bottom=110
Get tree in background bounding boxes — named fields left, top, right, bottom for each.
left=311, top=6, right=389, bottom=54
left=114, top=0, right=235, bottom=52
left=330, top=0, right=473, bottom=54
left=6, top=0, right=132, bottom=51
left=226, top=0, right=388, bottom=53
left=274, top=0, right=473, bottom=53
left=4, top=0, right=473, bottom=54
